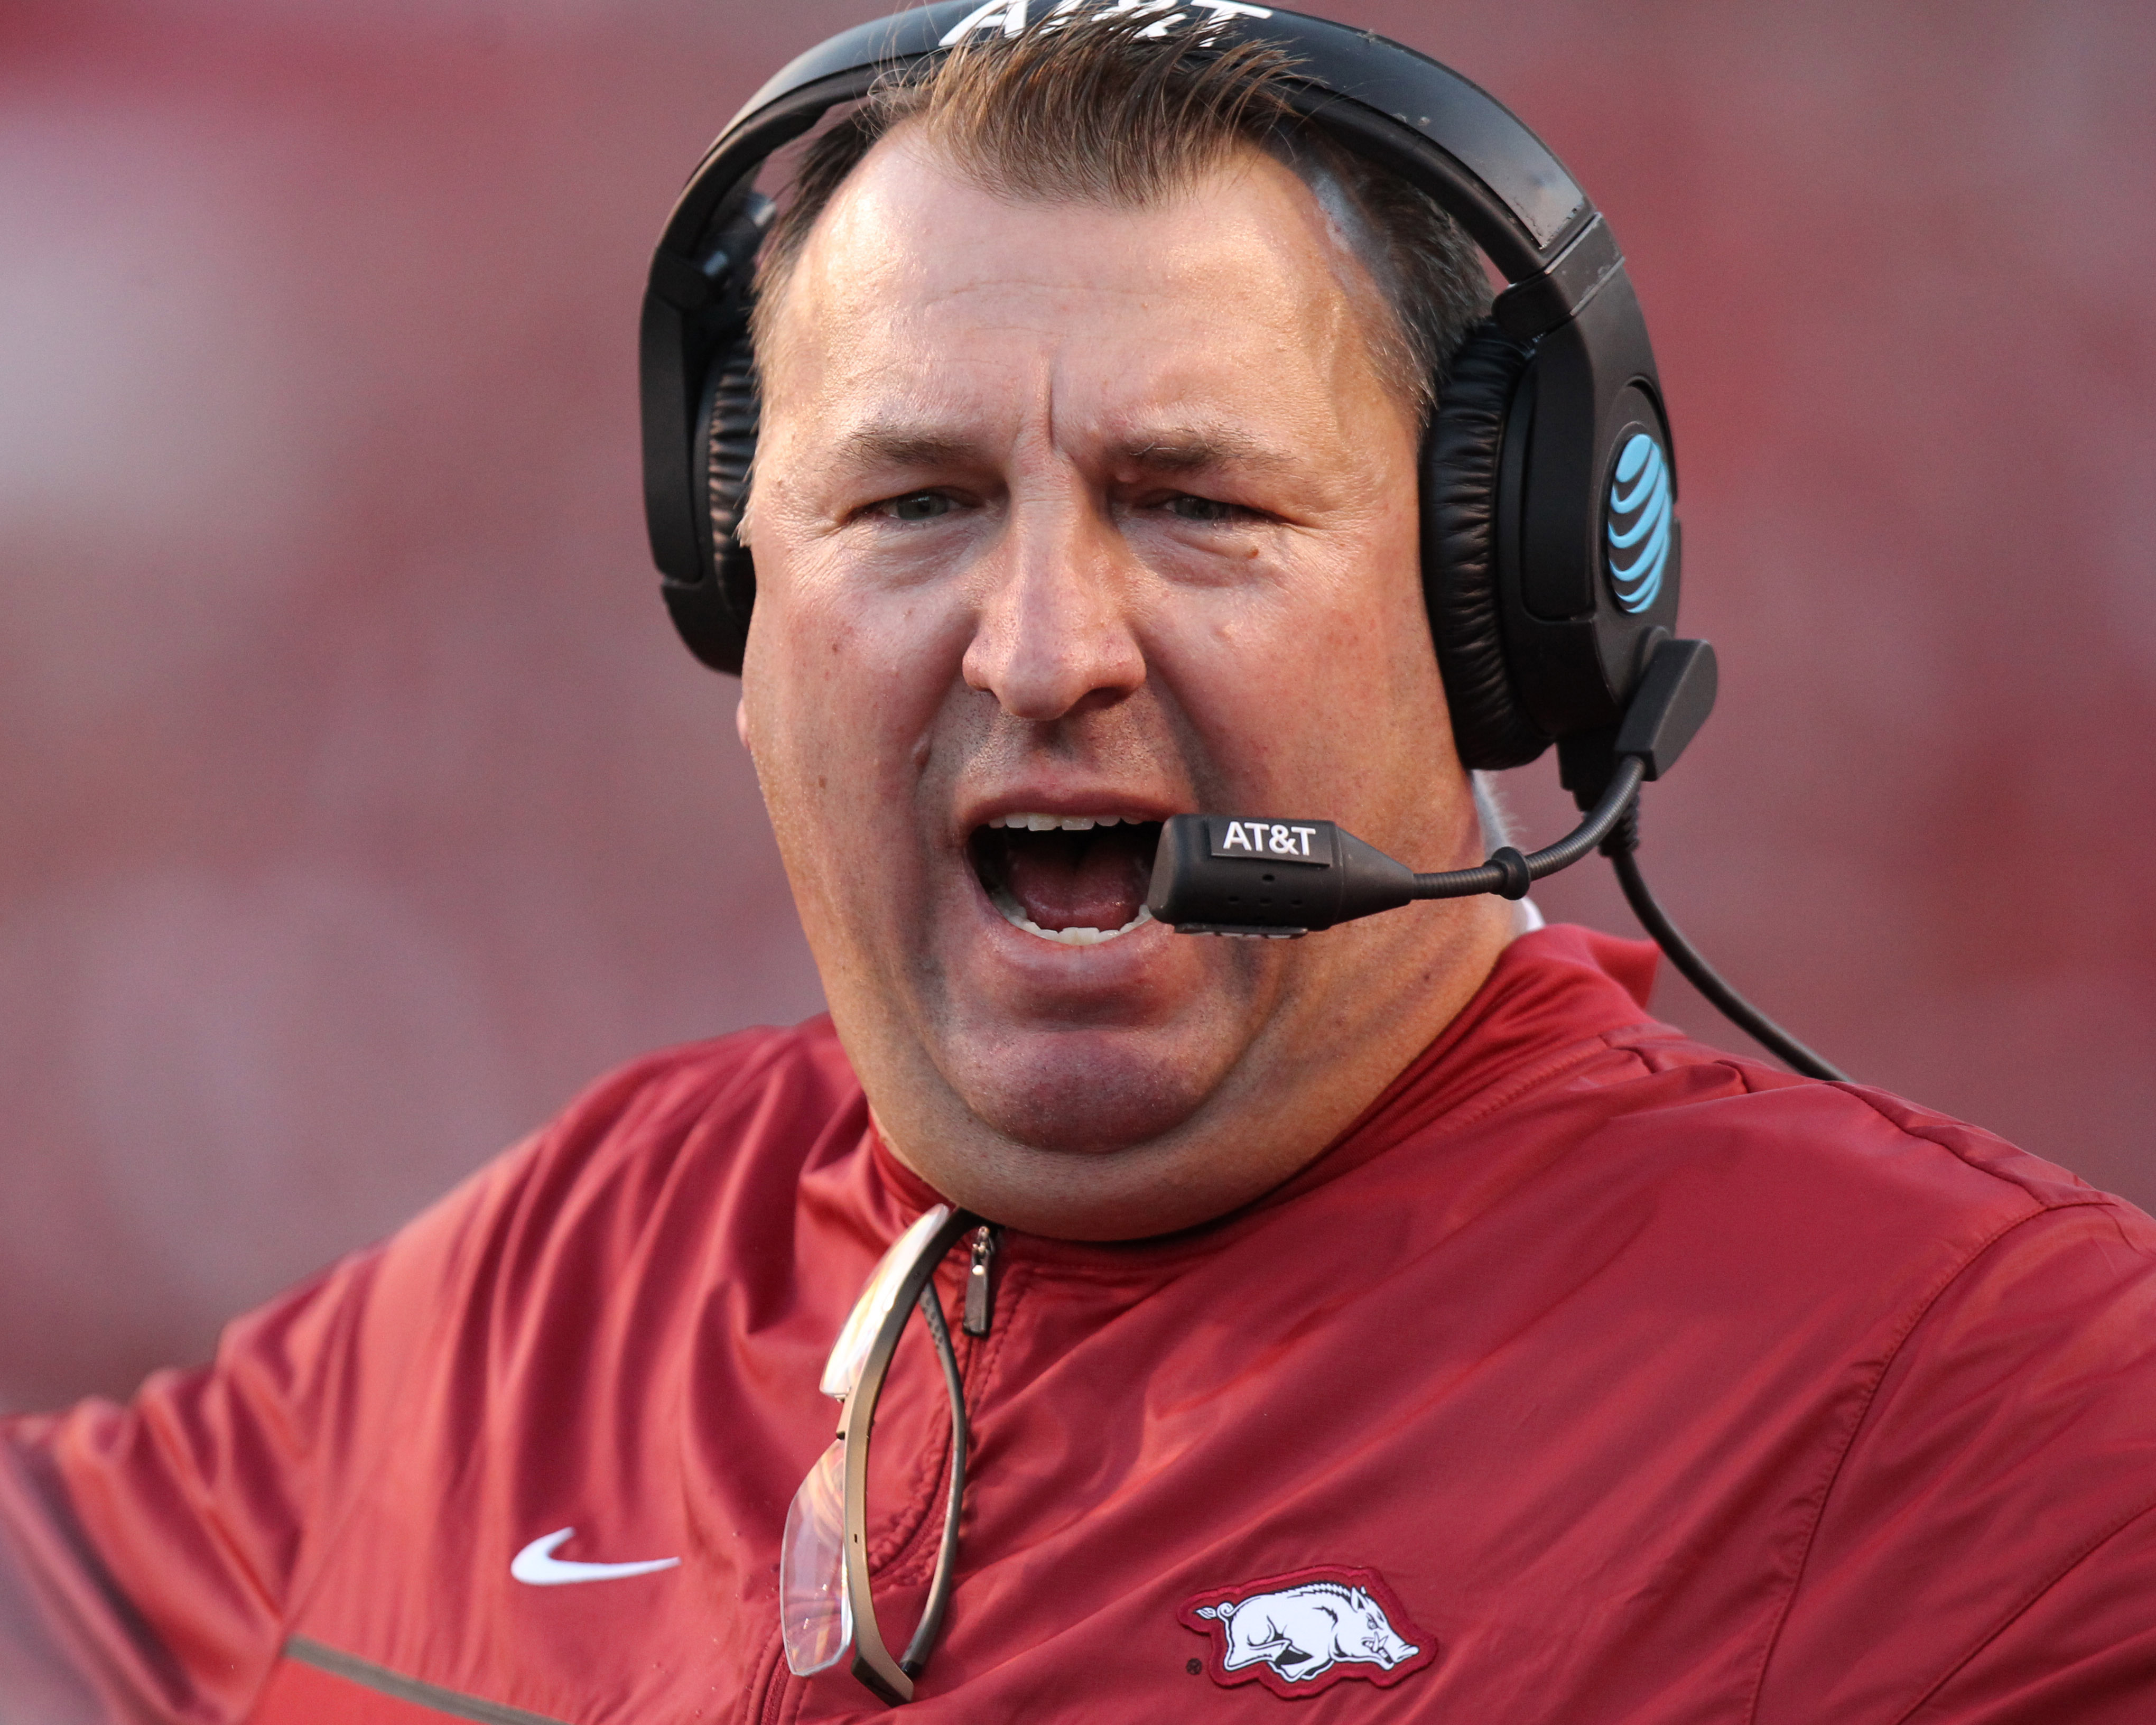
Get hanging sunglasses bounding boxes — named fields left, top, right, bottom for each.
left=780, top=1203, right=994, bottom=1705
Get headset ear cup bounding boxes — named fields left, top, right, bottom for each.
left=1422, top=322, right=1549, bottom=771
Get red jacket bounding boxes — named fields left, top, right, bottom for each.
left=4, top=925, right=2154, bottom=1723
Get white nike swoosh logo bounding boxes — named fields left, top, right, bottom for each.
left=510, top=1527, right=681, bottom=1587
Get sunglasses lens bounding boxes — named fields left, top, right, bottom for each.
left=781, top=1440, right=853, bottom=1676
left=820, top=1203, right=952, bottom=1400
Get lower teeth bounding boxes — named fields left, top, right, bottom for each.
left=990, top=885, right=1153, bottom=945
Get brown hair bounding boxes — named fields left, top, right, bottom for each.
left=745, top=10, right=1491, bottom=422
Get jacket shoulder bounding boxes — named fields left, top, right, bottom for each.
left=464, top=1015, right=866, bottom=1256
left=536, top=1015, right=860, bottom=1175
left=1591, top=1016, right=2120, bottom=1224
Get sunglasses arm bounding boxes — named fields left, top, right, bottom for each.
left=841, top=1206, right=983, bottom=1706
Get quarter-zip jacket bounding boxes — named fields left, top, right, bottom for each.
left=4, top=925, right=2154, bottom=1723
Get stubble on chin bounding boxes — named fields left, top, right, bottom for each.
left=924, top=1024, right=1228, bottom=1156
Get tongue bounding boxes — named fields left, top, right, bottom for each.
left=1001, top=831, right=1151, bottom=933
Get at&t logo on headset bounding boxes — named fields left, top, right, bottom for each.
left=1604, top=427, right=1673, bottom=615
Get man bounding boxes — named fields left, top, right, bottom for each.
left=4, top=11, right=2153, bottom=1723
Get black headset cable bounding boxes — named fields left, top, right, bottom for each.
left=1598, top=801, right=1848, bottom=1083
left=1410, top=756, right=1648, bottom=903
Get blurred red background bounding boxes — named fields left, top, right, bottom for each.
left=3, top=0, right=2151, bottom=1412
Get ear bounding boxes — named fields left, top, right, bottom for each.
left=736, top=696, right=753, bottom=754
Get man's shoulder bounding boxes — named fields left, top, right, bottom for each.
left=508, top=1014, right=866, bottom=1202
left=1538, top=1010, right=2156, bottom=1327
left=1433, top=924, right=2127, bottom=1243
left=367, top=1016, right=866, bottom=1292
left=545, top=1014, right=860, bottom=1156
left=1599, top=1015, right=2121, bottom=1227
left=1402, top=926, right=2155, bottom=1324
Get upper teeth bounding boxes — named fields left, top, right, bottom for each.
left=985, top=813, right=1127, bottom=831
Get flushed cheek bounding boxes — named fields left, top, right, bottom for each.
left=755, top=550, right=959, bottom=759
left=761, top=790, right=959, bottom=1031
left=746, top=685, right=944, bottom=964
left=1259, top=565, right=1423, bottom=743
left=1155, top=625, right=1388, bottom=800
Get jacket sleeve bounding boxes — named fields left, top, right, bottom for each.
left=1, top=1253, right=369, bottom=1724
left=0, top=1142, right=528, bottom=1725
left=1758, top=1197, right=2156, bottom=1724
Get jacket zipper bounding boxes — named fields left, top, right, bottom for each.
left=963, top=1226, right=1001, bottom=1337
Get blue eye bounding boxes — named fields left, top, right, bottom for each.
left=886, top=492, right=951, bottom=522
left=1168, top=495, right=1234, bottom=522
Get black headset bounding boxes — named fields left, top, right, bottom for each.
left=640, top=0, right=1679, bottom=774
left=638, top=1, right=1843, bottom=1082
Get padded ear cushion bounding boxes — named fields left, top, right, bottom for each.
left=685, top=338, right=760, bottom=674
left=1421, top=322, right=1550, bottom=771
left=707, top=343, right=761, bottom=645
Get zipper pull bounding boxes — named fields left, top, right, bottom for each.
left=963, top=1225, right=1001, bottom=1337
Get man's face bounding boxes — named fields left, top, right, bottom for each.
left=743, top=132, right=1510, bottom=1238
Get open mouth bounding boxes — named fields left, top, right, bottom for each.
left=969, top=814, right=1164, bottom=946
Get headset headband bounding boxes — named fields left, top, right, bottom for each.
left=680, top=3, right=1594, bottom=274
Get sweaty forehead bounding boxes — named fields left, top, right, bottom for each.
left=756, top=128, right=1400, bottom=420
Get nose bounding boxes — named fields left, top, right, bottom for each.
left=960, top=494, right=1146, bottom=722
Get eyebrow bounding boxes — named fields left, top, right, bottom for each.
left=831, top=421, right=1291, bottom=476
left=1112, top=430, right=1285, bottom=474
left=836, top=425, right=981, bottom=470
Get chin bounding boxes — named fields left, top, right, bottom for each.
left=937, top=1025, right=1222, bottom=1155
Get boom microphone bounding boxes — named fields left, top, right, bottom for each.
left=1145, top=755, right=1646, bottom=937
left=1145, top=641, right=1850, bottom=1083
left=1147, top=638, right=1715, bottom=936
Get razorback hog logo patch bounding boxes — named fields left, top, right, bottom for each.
left=1180, top=1567, right=1436, bottom=1698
